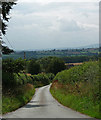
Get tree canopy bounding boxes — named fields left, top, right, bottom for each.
left=37, top=56, right=66, bottom=74
left=47, top=57, right=66, bottom=75
left=27, top=59, right=41, bottom=75
left=0, top=1, right=17, bottom=54
left=3, top=58, right=26, bottom=73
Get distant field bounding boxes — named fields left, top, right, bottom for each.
left=65, top=63, right=83, bottom=66
left=3, top=48, right=99, bottom=60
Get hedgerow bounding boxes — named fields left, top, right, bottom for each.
left=51, top=61, right=100, bottom=118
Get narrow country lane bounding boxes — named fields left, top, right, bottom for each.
left=3, top=85, right=93, bottom=118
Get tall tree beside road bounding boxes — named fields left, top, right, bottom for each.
left=47, top=57, right=66, bottom=75
left=0, top=1, right=17, bottom=54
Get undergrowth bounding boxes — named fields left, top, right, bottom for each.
left=3, top=83, right=35, bottom=114
left=50, top=61, right=101, bottom=119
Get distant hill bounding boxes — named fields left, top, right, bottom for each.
left=59, top=44, right=99, bottom=49
left=77, top=44, right=99, bottom=49
left=3, top=47, right=99, bottom=60
left=15, top=44, right=99, bottom=51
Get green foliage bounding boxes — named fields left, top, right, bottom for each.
left=50, top=89, right=101, bottom=119
left=62, top=55, right=98, bottom=63
left=17, top=73, right=33, bottom=85
left=37, top=74, right=49, bottom=85
left=3, top=72, right=53, bottom=89
left=37, top=56, right=57, bottom=72
left=3, top=84, right=35, bottom=114
left=3, top=58, right=26, bottom=73
left=31, top=73, right=50, bottom=87
left=28, top=56, right=65, bottom=75
left=1, top=2, right=16, bottom=35
left=47, top=57, right=66, bottom=75
left=51, top=61, right=100, bottom=119
left=54, top=61, right=99, bottom=84
left=27, top=59, right=41, bottom=75
left=37, top=56, right=66, bottom=74
left=15, top=58, right=26, bottom=73
left=3, top=58, right=15, bottom=73
left=46, top=73, right=55, bottom=83
left=2, top=72, right=32, bottom=89
left=2, top=46, right=14, bottom=55
left=3, top=48, right=99, bottom=59
left=2, top=58, right=26, bottom=88
left=2, top=72, right=17, bottom=88
left=1, top=2, right=16, bottom=54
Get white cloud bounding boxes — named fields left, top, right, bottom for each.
left=6, top=1, right=99, bottom=50
left=77, top=22, right=99, bottom=30
left=59, top=20, right=81, bottom=32
left=18, top=0, right=99, bottom=4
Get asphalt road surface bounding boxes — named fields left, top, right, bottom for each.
left=3, top=85, right=92, bottom=118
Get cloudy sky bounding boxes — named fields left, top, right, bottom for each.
left=3, top=0, right=99, bottom=50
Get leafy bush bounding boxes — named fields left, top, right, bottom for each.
left=3, top=83, right=35, bottom=114
left=2, top=72, right=33, bottom=89
left=17, top=73, right=33, bottom=85
left=2, top=58, right=55, bottom=89
left=46, top=73, right=55, bottom=83
left=2, top=72, right=18, bottom=88
left=51, top=61, right=100, bottom=119
left=31, top=73, right=50, bottom=87
left=54, top=61, right=99, bottom=84
left=3, top=58, right=26, bottom=73
left=3, top=72, right=53, bottom=89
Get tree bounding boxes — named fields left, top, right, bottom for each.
left=1, top=2, right=16, bottom=34
left=27, top=60, right=41, bottom=75
left=37, top=56, right=58, bottom=72
left=2, top=46, right=14, bottom=54
left=0, top=1, right=17, bottom=54
left=47, top=57, right=66, bottom=75
left=2, top=58, right=26, bottom=74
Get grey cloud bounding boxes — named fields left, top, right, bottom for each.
left=15, top=2, right=98, bottom=15
left=5, top=1, right=98, bottom=50
left=59, top=19, right=81, bottom=32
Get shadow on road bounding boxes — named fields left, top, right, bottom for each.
left=24, top=104, right=47, bottom=108
left=29, top=101, right=40, bottom=103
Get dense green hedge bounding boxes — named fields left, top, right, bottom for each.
left=2, top=72, right=32, bottom=88
left=3, top=72, right=55, bottom=89
left=31, top=73, right=55, bottom=87
left=54, top=61, right=99, bottom=84
left=51, top=61, right=100, bottom=118
left=2, top=58, right=55, bottom=114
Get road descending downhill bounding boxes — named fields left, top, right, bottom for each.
left=3, top=85, right=92, bottom=118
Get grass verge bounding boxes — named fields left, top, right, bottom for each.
left=2, top=83, right=35, bottom=114
left=50, top=86, right=101, bottom=119
left=50, top=61, right=101, bottom=119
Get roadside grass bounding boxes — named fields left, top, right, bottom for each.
left=2, top=83, right=35, bottom=114
left=50, top=88, right=100, bottom=119
left=0, top=99, right=2, bottom=115
left=50, top=61, right=101, bottom=119
left=2, top=72, right=54, bottom=114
